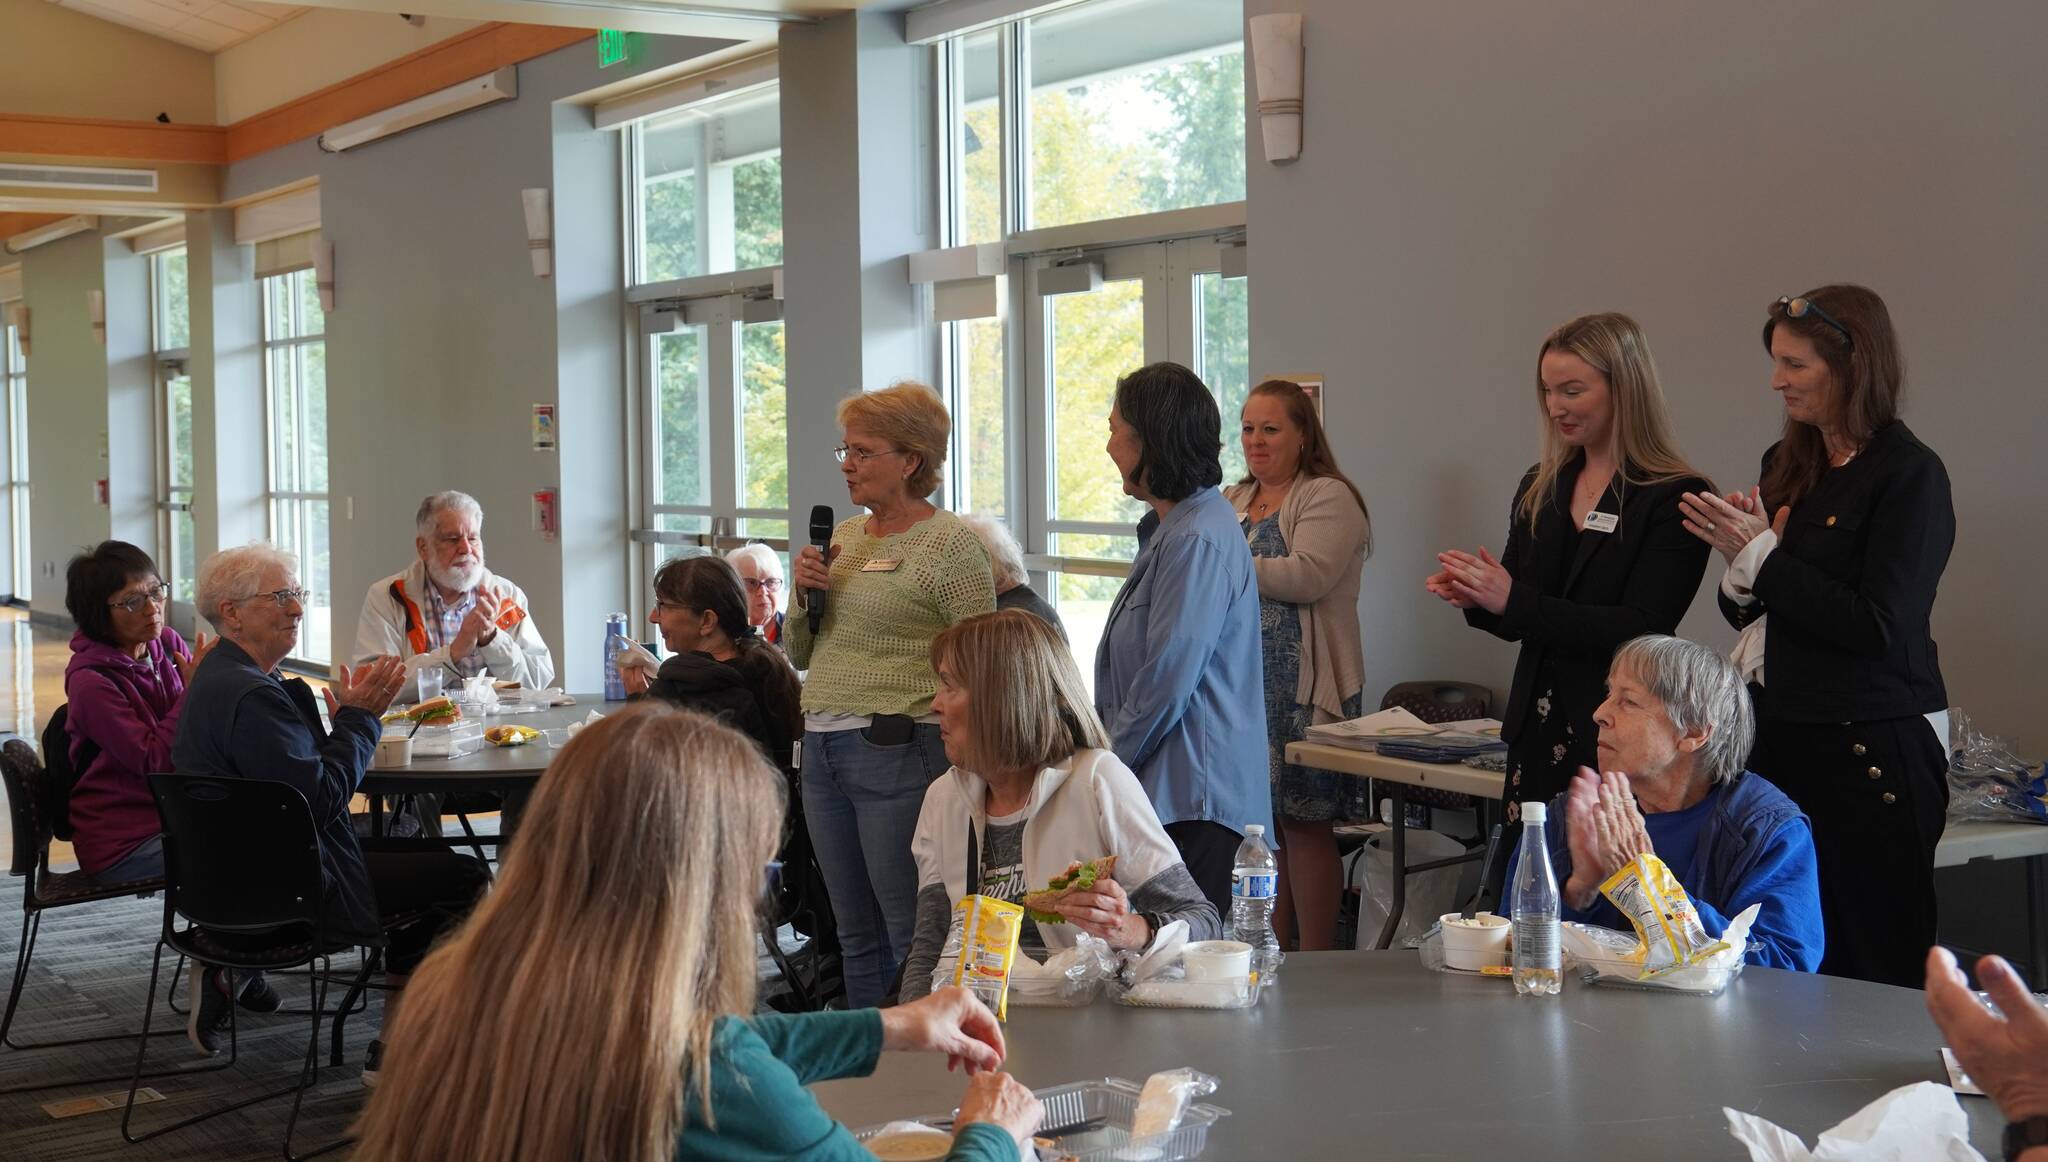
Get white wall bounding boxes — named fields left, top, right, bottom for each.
left=0, top=0, right=216, bottom=124
left=1243, top=0, right=2048, bottom=752
left=19, top=230, right=110, bottom=621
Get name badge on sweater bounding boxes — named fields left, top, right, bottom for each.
left=1583, top=511, right=1619, bottom=533
left=860, top=558, right=902, bottom=572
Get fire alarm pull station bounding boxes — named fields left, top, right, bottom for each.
left=534, top=488, right=558, bottom=541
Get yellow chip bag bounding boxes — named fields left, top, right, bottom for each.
left=1597, top=853, right=1731, bottom=978
left=950, top=895, right=1023, bottom=1021
left=484, top=725, right=540, bottom=747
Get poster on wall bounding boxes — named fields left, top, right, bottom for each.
left=532, top=404, right=557, bottom=452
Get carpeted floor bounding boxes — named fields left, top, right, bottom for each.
left=0, top=875, right=382, bottom=1161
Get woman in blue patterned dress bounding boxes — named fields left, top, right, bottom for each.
left=1224, top=380, right=1372, bottom=951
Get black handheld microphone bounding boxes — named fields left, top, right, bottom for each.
left=807, top=504, right=834, bottom=634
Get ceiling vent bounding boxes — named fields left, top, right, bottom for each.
left=0, top=164, right=159, bottom=193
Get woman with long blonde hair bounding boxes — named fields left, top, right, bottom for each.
left=1427, top=313, right=1712, bottom=817
left=352, top=703, right=1041, bottom=1162
left=899, top=610, right=1218, bottom=1001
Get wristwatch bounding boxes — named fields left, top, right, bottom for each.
left=2005, top=1115, right=2048, bottom=1161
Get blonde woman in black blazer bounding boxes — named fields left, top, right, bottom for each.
left=1681, top=285, right=1953, bottom=988
left=1430, top=313, right=1710, bottom=814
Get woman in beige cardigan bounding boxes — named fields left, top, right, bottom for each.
left=1224, top=379, right=1371, bottom=951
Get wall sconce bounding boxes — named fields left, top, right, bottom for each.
left=314, top=238, right=336, bottom=312
left=1250, top=13, right=1305, bottom=163
left=9, top=305, right=27, bottom=357
left=86, top=289, right=105, bottom=345
left=521, top=187, right=553, bottom=279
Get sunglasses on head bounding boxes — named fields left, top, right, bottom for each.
left=1775, top=296, right=1853, bottom=350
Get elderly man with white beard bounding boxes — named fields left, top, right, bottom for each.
left=355, top=491, right=557, bottom=703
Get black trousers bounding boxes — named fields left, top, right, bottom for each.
left=1750, top=709, right=1947, bottom=988
left=1166, top=820, right=1244, bottom=921
left=363, top=850, right=491, bottom=974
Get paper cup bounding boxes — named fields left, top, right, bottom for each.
left=1439, top=911, right=1511, bottom=971
left=373, top=733, right=414, bottom=769
left=1182, top=939, right=1253, bottom=981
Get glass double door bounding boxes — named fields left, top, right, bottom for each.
left=1019, top=236, right=1247, bottom=680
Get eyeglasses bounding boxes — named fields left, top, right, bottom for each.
left=1775, top=296, right=1854, bottom=350
left=742, top=577, right=783, bottom=593
left=241, top=587, right=309, bottom=608
left=108, top=582, right=169, bottom=614
left=652, top=599, right=701, bottom=616
left=833, top=445, right=906, bottom=465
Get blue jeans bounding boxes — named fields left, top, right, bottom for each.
left=801, top=723, right=949, bottom=1008
left=87, top=834, right=164, bottom=884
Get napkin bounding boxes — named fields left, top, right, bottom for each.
left=1724, top=1081, right=1986, bottom=1161
left=614, top=639, right=660, bottom=672
left=565, top=710, right=606, bottom=740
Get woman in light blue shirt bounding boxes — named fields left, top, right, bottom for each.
left=1094, top=361, right=1273, bottom=919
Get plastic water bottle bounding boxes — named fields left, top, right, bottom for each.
left=1511, top=801, right=1562, bottom=996
left=602, top=613, right=630, bottom=701
left=1230, top=824, right=1283, bottom=982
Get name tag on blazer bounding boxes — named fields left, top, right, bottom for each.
left=1583, top=511, right=1619, bottom=533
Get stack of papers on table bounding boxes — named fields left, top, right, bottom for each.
left=1302, top=710, right=1508, bottom=755
left=1304, top=708, right=1439, bottom=752
left=1376, top=732, right=1508, bottom=763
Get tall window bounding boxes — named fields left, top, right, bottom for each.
left=932, top=0, right=1248, bottom=680
left=260, top=267, right=330, bottom=666
left=151, top=249, right=196, bottom=608
left=635, top=85, right=783, bottom=284
left=0, top=318, right=25, bottom=602
left=628, top=77, right=789, bottom=616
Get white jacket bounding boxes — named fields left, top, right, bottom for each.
left=910, top=747, right=1209, bottom=955
left=354, top=559, right=556, bottom=702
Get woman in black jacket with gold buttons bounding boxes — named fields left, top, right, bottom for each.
left=1681, top=285, right=1954, bottom=987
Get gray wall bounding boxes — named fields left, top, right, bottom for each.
left=20, top=230, right=111, bottom=621
left=1243, top=0, right=2048, bottom=752
left=214, top=34, right=729, bottom=685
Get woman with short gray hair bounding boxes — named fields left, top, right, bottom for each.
left=1501, top=634, right=1823, bottom=970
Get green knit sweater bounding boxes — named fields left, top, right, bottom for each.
left=789, top=510, right=995, bottom=717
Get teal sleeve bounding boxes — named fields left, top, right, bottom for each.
left=743, top=1010, right=883, bottom=1085
left=680, top=1013, right=1021, bottom=1162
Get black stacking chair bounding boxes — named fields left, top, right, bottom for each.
left=122, top=774, right=377, bottom=1160
left=0, top=732, right=198, bottom=1095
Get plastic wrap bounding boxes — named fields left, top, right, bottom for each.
left=1007, top=934, right=1117, bottom=1008
left=1352, top=828, right=1466, bottom=949
left=1946, top=707, right=2048, bottom=825
left=1106, top=924, right=1261, bottom=1009
left=1561, top=903, right=1758, bottom=996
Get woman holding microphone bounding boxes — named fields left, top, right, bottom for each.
left=1428, top=313, right=1711, bottom=816
left=1223, top=379, right=1371, bottom=951
left=788, top=382, right=996, bottom=1008
left=1679, top=285, right=1953, bottom=987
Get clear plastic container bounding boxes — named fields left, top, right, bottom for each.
left=406, top=719, right=484, bottom=758
left=853, top=1077, right=1229, bottom=1162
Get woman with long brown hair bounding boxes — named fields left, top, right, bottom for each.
left=1428, top=313, right=1712, bottom=817
left=1223, top=379, right=1370, bottom=951
left=352, top=704, right=1042, bottom=1161
left=1679, top=285, right=1953, bottom=987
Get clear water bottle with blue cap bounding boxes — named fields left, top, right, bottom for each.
left=602, top=612, right=630, bottom=701
left=1229, top=824, right=1283, bottom=982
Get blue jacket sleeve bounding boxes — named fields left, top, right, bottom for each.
left=1697, top=817, right=1825, bottom=971
left=224, top=684, right=376, bottom=819
left=1102, top=536, right=1235, bottom=772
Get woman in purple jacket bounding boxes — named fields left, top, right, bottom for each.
left=62, top=541, right=212, bottom=885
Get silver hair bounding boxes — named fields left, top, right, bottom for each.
left=415, top=491, right=484, bottom=537
left=1610, top=634, right=1754, bottom=785
left=196, top=543, right=297, bottom=622
left=724, top=542, right=782, bottom=579
left=957, top=513, right=1026, bottom=590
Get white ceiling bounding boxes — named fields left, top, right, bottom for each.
left=48, top=0, right=307, bottom=53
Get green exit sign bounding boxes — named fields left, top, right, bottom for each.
left=598, top=29, right=631, bottom=68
